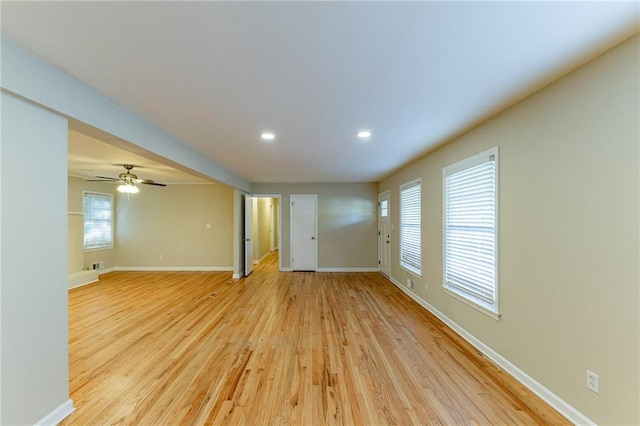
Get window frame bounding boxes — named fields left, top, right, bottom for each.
left=399, top=178, right=422, bottom=277
left=442, top=147, right=500, bottom=320
left=83, top=190, right=114, bottom=251
left=380, top=199, right=389, bottom=218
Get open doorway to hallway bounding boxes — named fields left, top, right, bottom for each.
left=247, top=195, right=280, bottom=274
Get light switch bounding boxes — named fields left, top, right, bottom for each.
left=205, top=224, right=212, bottom=229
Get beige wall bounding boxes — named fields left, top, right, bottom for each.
left=115, top=183, right=233, bottom=268
left=379, top=35, right=639, bottom=425
left=67, top=176, right=117, bottom=272
left=251, top=183, right=378, bottom=269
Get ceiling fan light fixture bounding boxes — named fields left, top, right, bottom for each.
left=117, top=182, right=139, bottom=194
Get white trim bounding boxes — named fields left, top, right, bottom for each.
left=253, top=251, right=270, bottom=265
left=232, top=273, right=241, bottom=279
left=316, top=267, right=379, bottom=272
left=67, top=211, right=83, bottom=215
left=280, top=267, right=292, bottom=272
left=443, top=286, right=500, bottom=321
left=386, top=276, right=595, bottom=426
left=115, top=266, right=234, bottom=272
left=34, top=399, right=75, bottom=426
left=67, top=270, right=99, bottom=289
left=99, top=267, right=116, bottom=275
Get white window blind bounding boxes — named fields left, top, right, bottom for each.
left=83, top=192, right=113, bottom=250
left=444, top=148, right=498, bottom=316
left=400, top=179, right=421, bottom=275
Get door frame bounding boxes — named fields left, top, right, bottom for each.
left=253, top=194, right=283, bottom=272
left=378, top=190, right=391, bottom=277
left=290, top=194, right=318, bottom=272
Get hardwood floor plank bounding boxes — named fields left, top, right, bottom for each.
left=63, top=252, right=568, bottom=425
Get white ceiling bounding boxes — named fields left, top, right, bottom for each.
left=68, top=129, right=210, bottom=185
left=2, top=2, right=638, bottom=184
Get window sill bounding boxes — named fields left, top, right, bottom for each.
left=84, top=246, right=113, bottom=252
left=443, top=285, right=501, bottom=321
left=400, top=262, right=422, bottom=279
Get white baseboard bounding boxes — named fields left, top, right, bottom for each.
left=34, top=399, right=74, bottom=426
left=387, top=276, right=595, bottom=426
left=115, top=266, right=234, bottom=272
left=232, top=273, right=241, bottom=279
left=253, top=252, right=271, bottom=265
left=99, top=266, right=116, bottom=275
left=67, top=270, right=98, bottom=289
left=316, top=267, right=380, bottom=272
left=280, top=267, right=291, bottom=272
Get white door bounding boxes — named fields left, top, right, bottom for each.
left=378, top=191, right=391, bottom=277
left=290, top=194, right=317, bottom=271
left=244, top=195, right=254, bottom=276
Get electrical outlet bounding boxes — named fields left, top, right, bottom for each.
left=159, top=254, right=164, bottom=261
left=586, top=370, right=599, bottom=394
left=424, top=281, right=429, bottom=290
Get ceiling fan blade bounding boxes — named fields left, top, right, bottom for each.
left=88, top=176, right=118, bottom=181
left=140, top=181, right=167, bottom=187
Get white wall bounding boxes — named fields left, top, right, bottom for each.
left=379, top=35, right=639, bottom=425
left=1, top=93, right=72, bottom=424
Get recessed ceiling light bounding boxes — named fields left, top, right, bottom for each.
left=357, top=130, right=372, bottom=139
left=261, top=132, right=275, bottom=141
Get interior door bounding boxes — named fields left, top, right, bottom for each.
left=378, top=191, right=391, bottom=277
left=244, top=195, right=254, bottom=276
left=290, top=194, right=317, bottom=271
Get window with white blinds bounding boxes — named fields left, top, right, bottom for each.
left=443, top=147, right=499, bottom=317
left=400, top=179, right=421, bottom=276
left=83, top=191, right=113, bottom=250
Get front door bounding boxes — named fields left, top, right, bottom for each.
left=378, top=191, right=391, bottom=277
left=290, top=194, right=317, bottom=271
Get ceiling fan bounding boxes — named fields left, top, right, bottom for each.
left=88, top=164, right=166, bottom=193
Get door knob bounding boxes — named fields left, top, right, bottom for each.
left=311, top=236, right=316, bottom=240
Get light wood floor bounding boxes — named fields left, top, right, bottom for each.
left=64, top=252, right=568, bottom=425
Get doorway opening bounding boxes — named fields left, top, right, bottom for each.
left=245, top=195, right=281, bottom=276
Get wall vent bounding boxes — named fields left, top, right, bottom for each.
left=91, top=261, right=104, bottom=270
left=407, top=278, right=415, bottom=291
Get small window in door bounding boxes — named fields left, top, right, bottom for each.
left=380, top=199, right=388, bottom=217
